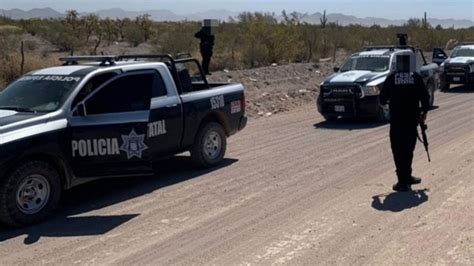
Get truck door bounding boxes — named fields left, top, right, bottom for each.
left=68, top=71, right=155, bottom=178
left=433, top=48, right=448, bottom=65
left=146, top=68, right=183, bottom=158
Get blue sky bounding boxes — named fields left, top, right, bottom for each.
left=1, top=0, right=473, bottom=20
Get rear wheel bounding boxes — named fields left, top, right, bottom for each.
left=191, top=122, right=227, bottom=168
left=0, top=161, right=61, bottom=227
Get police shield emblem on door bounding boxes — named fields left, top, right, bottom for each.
left=120, top=129, right=149, bottom=159
left=120, top=129, right=148, bottom=160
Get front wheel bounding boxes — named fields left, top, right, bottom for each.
left=441, top=82, right=450, bottom=92
left=375, top=106, right=388, bottom=123
left=191, top=122, right=227, bottom=168
left=0, top=161, right=61, bottom=227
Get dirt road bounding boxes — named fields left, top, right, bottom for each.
left=0, top=87, right=473, bottom=265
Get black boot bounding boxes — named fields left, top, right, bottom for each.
left=409, top=176, right=422, bottom=185
left=393, top=182, right=412, bottom=192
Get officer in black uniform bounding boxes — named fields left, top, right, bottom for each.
left=194, top=20, right=216, bottom=75
left=380, top=54, right=430, bottom=192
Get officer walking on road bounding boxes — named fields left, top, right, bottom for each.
left=380, top=54, right=430, bottom=192
left=195, top=19, right=217, bottom=75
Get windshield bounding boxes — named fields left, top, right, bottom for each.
left=451, top=48, right=474, bottom=58
left=340, top=56, right=390, bottom=72
left=0, top=75, right=82, bottom=113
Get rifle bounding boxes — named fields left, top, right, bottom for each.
left=418, top=119, right=431, bottom=162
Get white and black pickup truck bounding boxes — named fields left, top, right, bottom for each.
left=317, top=45, right=440, bottom=121
left=433, top=43, right=474, bottom=90
left=0, top=54, right=247, bottom=226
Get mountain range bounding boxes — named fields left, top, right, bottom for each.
left=0, top=8, right=472, bottom=28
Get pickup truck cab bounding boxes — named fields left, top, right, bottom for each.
left=0, top=54, right=247, bottom=226
left=317, top=46, right=439, bottom=121
left=433, top=43, right=474, bottom=90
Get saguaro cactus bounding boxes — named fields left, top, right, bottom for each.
left=422, top=12, right=429, bottom=29
left=320, top=10, right=328, bottom=28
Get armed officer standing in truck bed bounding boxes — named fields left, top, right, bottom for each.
left=380, top=54, right=430, bottom=192
left=195, top=19, right=217, bottom=75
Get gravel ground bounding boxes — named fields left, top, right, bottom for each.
left=0, top=85, right=472, bottom=265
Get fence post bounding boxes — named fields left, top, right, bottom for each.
left=20, top=41, right=25, bottom=75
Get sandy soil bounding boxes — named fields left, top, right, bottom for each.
left=0, top=84, right=472, bottom=265
left=208, top=59, right=343, bottom=119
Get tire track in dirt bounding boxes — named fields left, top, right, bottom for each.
left=0, top=89, right=472, bottom=265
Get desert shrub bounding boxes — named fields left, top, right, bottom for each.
left=0, top=53, right=58, bottom=89
left=123, top=23, right=145, bottom=47
left=1, top=10, right=473, bottom=78
left=23, top=40, right=37, bottom=51
left=151, top=22, right=200, bottom=55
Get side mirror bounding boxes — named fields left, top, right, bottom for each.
left=333, top=66, right=340, bottom=72
left=75, top=102, right=87, bottom=117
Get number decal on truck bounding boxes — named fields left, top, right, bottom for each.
left=210, top=95, right=225, bottom=110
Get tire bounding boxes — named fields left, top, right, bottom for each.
left=0, top=161, right=61, bottom=227
left=441, top=82, right=450, bottom=92
left=191, top=122, right=227, bottom=168
left=375, top=106, right=388, bottom=123
left=427, top=81, right=435, bottom=107
left=323, top=115, right=337, bottom=121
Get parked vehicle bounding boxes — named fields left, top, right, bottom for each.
left=0, top=54, right=247, bottom=226
left=317, top=37, right=440, bottom=121
left=433, top=43, right=474, bottom=90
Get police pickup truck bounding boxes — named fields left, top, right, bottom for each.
left=432, top=43, right=474, bottom=90
left=0, top=54, right=247, bottom=226
left=317, top=45, right=439, bottom=121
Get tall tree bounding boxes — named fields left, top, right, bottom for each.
left=65, top=10, right=79, bottom=31
left=136, top=14, right=153, bottom=42
left=83, top=14, right=99, bottom=44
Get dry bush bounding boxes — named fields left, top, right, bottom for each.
left=1, top=12, right=473, bottom=78
left=151, top=22, right=200, bottom=55
left=0, top=53, right=58, bottom=90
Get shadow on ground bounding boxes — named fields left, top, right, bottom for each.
left=442, top=85, right=473, bottom=94
left=371, top=189, right=429, bottom=212
left=0, top=156, right=238, bottom=244
left=314, top=117, right=387, bottom=131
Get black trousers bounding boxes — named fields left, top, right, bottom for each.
left=390, top=122, right=418, bottom=184
left=201, top=54, right=212, bottom=74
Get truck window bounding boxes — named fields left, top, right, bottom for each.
left=340, top=56, right=390, bottom=72
left=72, top=72, right=119, bottom=108
left=451, top=48, right=474, bottom=58
left=85, top=73, right=152, bottom=115
left=152, top=72, right=167, bottom=98
left=0, top=75, right=82, bottom=112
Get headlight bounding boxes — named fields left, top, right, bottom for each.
left=362, top=85, right=381, bottom=96
left=469, top=64, right=474, bottom=73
